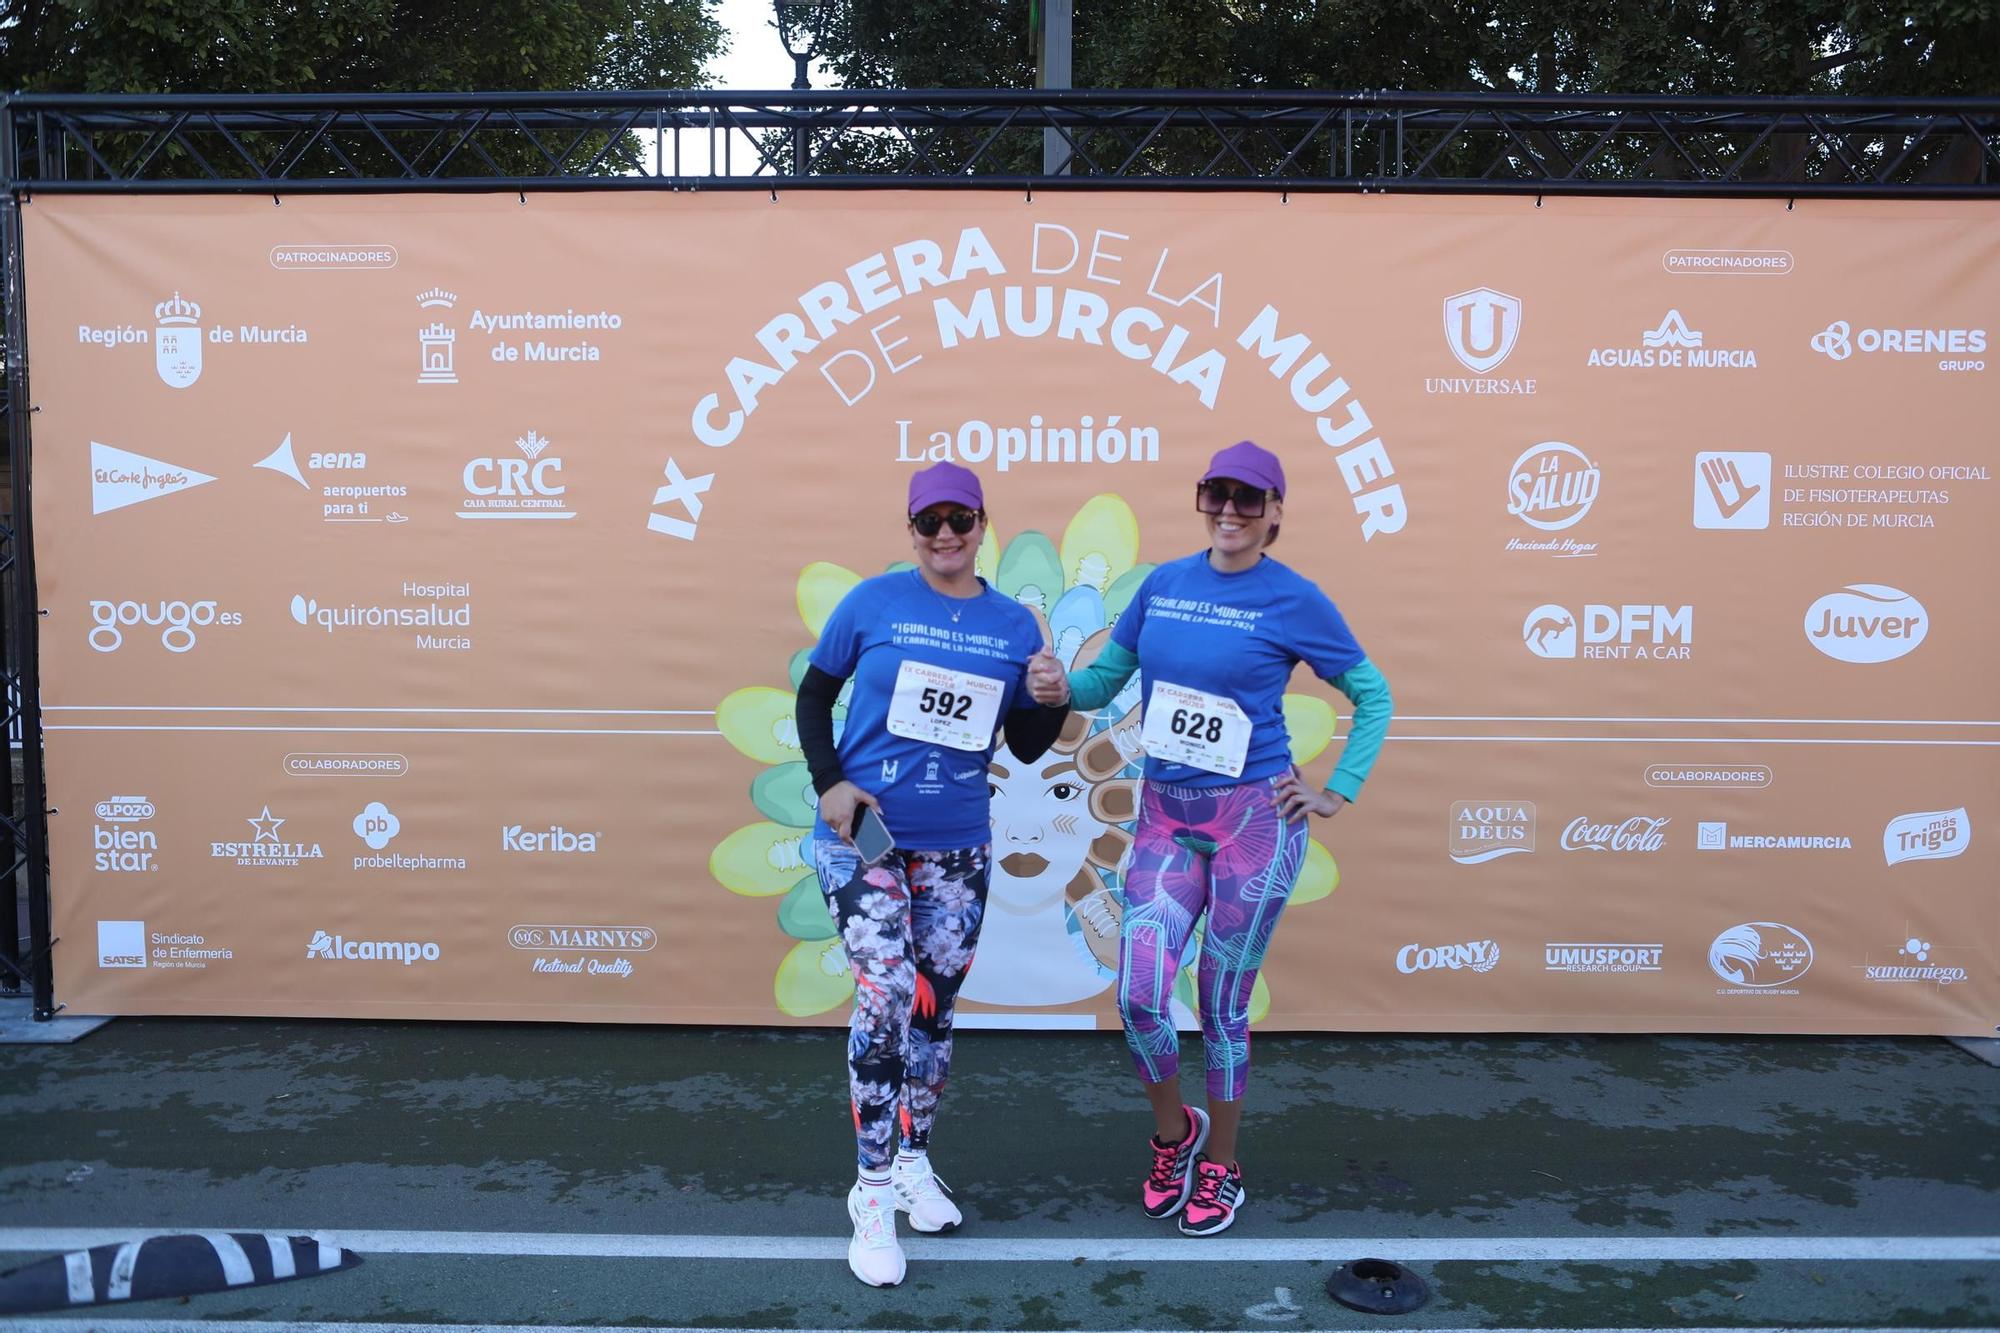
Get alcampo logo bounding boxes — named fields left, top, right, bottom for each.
left=305, top=929, right=441, bottom=965
left=89, top=598, right=242, bottom=653
left=1506, top=442, right=1599, bottom=533
left=1803, top=584, right=1927, bottom=663
left=1709, top=922, right=1814, bottom=988
left=1883, top=807, right=1970, bottom=865
left=1397, top=940, right=1500, bottom=974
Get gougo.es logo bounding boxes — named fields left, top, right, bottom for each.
left=88, top=598, right=242, bottom=653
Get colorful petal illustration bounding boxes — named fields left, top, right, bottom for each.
left=717, top=687, right=802, bottom=766
left=751, top=761, right=818, bottom=828
left=1283, top=693, right=1338, bottom=763
left=1060, top=494, right=1139, bottom=594
left=777, top=877, right=837, bottom=941
left=1292, top=838, right=1339, bottom=905
left=995, top=531, right=1063, bottom=613
left=796, top=561, right=861, bottom=637
left=776, top=937, right=856, bottom=1017
left=711, top=822, right=814, bottom=897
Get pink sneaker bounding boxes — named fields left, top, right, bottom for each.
left=1141, top=1104, right=1210, bottom=1219
left=1179, top=1155, right=1245, bottom=1236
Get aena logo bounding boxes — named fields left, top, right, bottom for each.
left=89, top=599, right=242, bottom=653
left=1709, top=922, right=1814, bottom=988
left=1803, top=585, right=1927, bottom=663
left=1506, top=443, right=1599, bottom=531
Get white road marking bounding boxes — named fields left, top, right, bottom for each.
left=1, top=1229, right=1996, bottom=1263
left=0, top=1324, right=1993, bottom=1333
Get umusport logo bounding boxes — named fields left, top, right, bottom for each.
left=1545, top=943, right=1663, bottom=974
left=305, top=930, right=440, bottom=965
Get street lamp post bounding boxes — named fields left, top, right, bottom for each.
left=773, top=0, right=835, bottom=176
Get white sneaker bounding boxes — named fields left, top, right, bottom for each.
left=892, top=1153, right=963, bottom=1233
left=846, top=1181, right=907, bottom=1287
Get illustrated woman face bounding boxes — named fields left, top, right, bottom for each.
left=986, top=744, right=1107, bottom=914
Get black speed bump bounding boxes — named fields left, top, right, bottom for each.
left=1327, top=1256, right=1430, bottom=1314
left=0, top=1232, right=360, bottom=1314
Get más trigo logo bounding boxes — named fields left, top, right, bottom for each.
left=1505, top=442, right=1599, bottom=557
left=1523, top=603, right=1693, bottom=661
left=1710, top=922, right=1814, bottom=991
left=1810, top=320, right=1986, bottom=372
left=1884, top=807, right=1971, bottom=865
left=460, top=429, right=575, bottom=521
left=1429, top=287, right=1535, bottom=396
left=1448, top=801, right=1534, bottom=864
left=305, top=929, right=441, bottom=965
left=210, top=805, right=325, bottom=868
left=1858, top=935, right=1970, bottom=987
left=291, top=581, right=472, bottom=652
left=1804, top=584, right=1927, bottom=664
left=1396, top=940, right=1500, bottom=974
left=1586, top=310, right=1758, bottom=370
left=502, top=824, right=601, bottom=853
left=97, top=919, right=147, bottom=969
left=88, top=598, right=243, bottom=654
left=1561, top=816, right=1668, bottom=853
left=93, top=794, right=158, bottom=873
left=91, top=441, right=217, bottom=515
left=1695, top=821, right=1850, bottom=852
left=1544, top=943, right=1664, bottom=974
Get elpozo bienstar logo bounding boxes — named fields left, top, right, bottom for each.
left=1710, top=922, right=1814, bottom=993
left=1803, top=584, right=1927, bottom=663
left=291, top=581, right=472, bottom=652
left=1429, top=287, right=1535, bottom=395
left=1883, top=807, right=1970, bottom=865
left=1810, top=319, right=1986, bottom=372
left=1523, top=603, right=1693, bottom=661
left=1505, top=442, right=1599, bottom=557
left=1586, top=310, right=1758, bottom=371
left=1448, top=801, right=1535, bottom=864
left=93, top=795, right=158, bottom=873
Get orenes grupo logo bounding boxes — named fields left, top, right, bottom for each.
left=1709, top=922, right=1814, bottom=988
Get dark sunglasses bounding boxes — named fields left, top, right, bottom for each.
left=1195, top=480, right=1270, bottom=517
left=910, top=508, right=983, bottom=537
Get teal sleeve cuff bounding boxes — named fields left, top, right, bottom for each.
left=1067, top=639, right=1139, bottom=712
left=1325, top=658, right=1392, bottom=801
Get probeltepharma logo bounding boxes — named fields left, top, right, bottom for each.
left=1561, top=816, right=1668, bottom=853
left=502, top=824, right=601, bottom=853
left=93, top=795, right=158, bottom=873
left=509, top=924, right=656, bottom=979
left=351, top=801, right=466, bottom=873
left=291, top=581, right=472, bottom=652
left=1810, top=320, right=1986, bottom=372
left=1587, top=311, right=1758, bottom=370
left=1429, top=287, right=1535, bottom=396
left=1448, top=801, right=1534, bottom=864
left=460, top=430, right=575, bottom=520
left=97, top=920, right=147, bottom=969
left=1544, top=943, right=1664, bottom=974
left=1504, top=442, right=1598, bottom=557
left=1884, top=808, right=1971, bottom=866
left=210, top=805, right=325, bottom=868
left=1858, top=936, right=1969, bottom=987
left=1396, top=940, right=1500, bottom=974
left=1694, top=821, right=1851, bottom=853
left=1523, top=604, right=1693, bottom=661
left=88, top=598, right=242, bottom=653
left=1804, top=585, right=1927, bottom=664
left=1710, top=922, right=1814, bottom=993
left=306, top=929, right=441, bottom=965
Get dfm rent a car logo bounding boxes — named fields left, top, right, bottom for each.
left=1884, top=807, right=1971, bottom=866
left=1523, top=603, right=1692, bottom=661
left=1709, top=922, right=1814, bottom=988
left=1397, top=940, right=1500, bottom=974
left=1507, top=442, right=1599, bottom=532
left=1810, top=319, right=1986, bottom=372
left=89, top=598, right=242, bottom=653
left=1804, top=584, right=1927, bottom=663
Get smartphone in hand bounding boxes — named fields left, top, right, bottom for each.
left=851, top=804, right=896, bottom=866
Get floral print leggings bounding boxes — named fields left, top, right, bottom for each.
left=814, top=840, right=990, bottom=1173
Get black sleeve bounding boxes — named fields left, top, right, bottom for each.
left=1002, top=700, right=1071, bottom=764
left=796, top=665, right=847, bottom=796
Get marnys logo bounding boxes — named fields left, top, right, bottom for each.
left=291, top=582, right=472, bottom=652
left=89, top=598, right=242, bottom=654
left=1523, top=603, right=1693, bottom=661
left=1448, top=801, right=1534, bottom=864
left=509, top=924, right=655, bottom=979
left=93, top=794, right=158, bottom=873
left=97, top=919, right=147, bottom=969
left=1710, top=921, right=1814, bottom=991
left=502, top=824, right=601, bottom=853
left=91, top=441, right=217, bottom=515
left=1428, top=287, right=1535, bottom=396
left=210, top=804, right=325, bottom=868
left=1544, top=943, right=1664, bottom=974
left=306, top=929, right=441, bottom=965
left=1803, top=584, right=1927, bottom=663
left=1884, top=807, right=1971, bottom=866
left=1696, top=821, right=1850, bottom=852
left=1561, top=816, right=1668, bottom=853
left=1587, top=310, right=1758, bottom=370
left=461, top=429, right=574, bottom=520
left=1810, top=320, right=1986, bottom=372
left=1397, top=940, right=1500, bottom=974
left=1858, top=935, right=1970, bottom=987
left=1505, top=442, right=1599, bottom=557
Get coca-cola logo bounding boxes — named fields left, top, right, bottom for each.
left=1561, top=816, right=1669, bottom=852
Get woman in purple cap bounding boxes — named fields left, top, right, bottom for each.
left=794, top=460, right=1070, bottom=1287
left=1028, top=439, right=1393, bottom=1236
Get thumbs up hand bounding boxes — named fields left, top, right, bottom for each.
left=1026, top=647, right=1071, bottom=706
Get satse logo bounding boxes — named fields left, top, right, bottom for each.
left=1803, top=585, right=1928, bottom=663
left=98, top=919, right=147, bottom=968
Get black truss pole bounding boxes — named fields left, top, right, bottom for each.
left=0, top=95, right=56, bottom=1020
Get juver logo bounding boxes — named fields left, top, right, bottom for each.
left=1804, top=585, right=1928, bottom=663
left=1443, top=288, right=1521, bottom=374
left=1883, top=807, right=1970, bottom=865
left=1709, top=922, right=1814, bottom=987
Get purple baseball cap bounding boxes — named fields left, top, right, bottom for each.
left=1201, top=440, right=1285, bottom=500
left=908, top=461, right=984, bottom=514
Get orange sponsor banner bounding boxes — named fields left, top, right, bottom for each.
left=23, top=191, right=1998, bottom=1034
